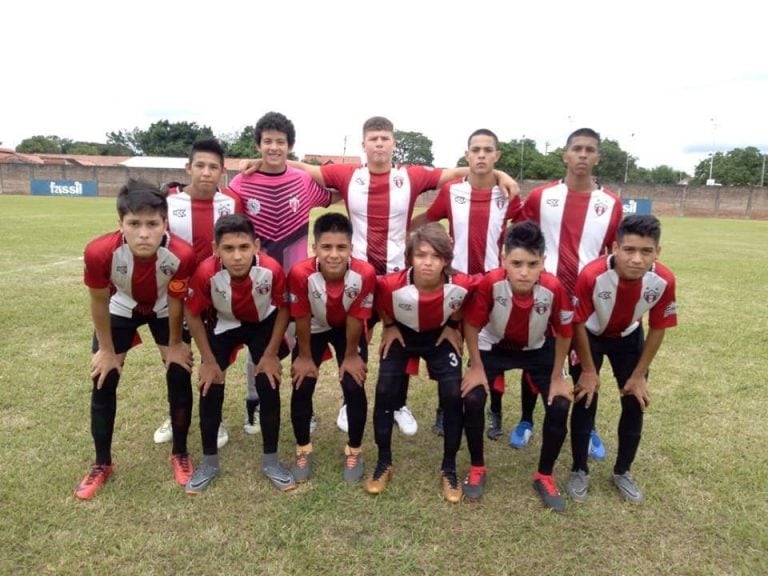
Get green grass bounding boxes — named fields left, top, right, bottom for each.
left=0, top=196, right=766, bottom=575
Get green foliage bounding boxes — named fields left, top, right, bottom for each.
left=134, top=120, right=215, bottom=157
left=223, top=125, right=260, bottom=159
left=394, top=130, right=434, bottom=166
left=106, top=129, right=142, bottom=155
left=16, top=135, right=72, bottom=154
left=693, top=146, right=765, bottom=186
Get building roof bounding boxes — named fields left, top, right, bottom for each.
left=302, top=154, right=361, bottom=165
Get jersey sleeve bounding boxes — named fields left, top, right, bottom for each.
left=287, top=264, right=312, bottom=319
left=83, top=234, right=114, bottom=289
left=270, top=263, right=288, bottom=309
left=168, top=239, right=196, bottom=300
left=464, top=274, right=493, bottom=328
left=521, top=187, right=541, bottom=222
left=304, top=172, right=333, bottom=209
left=506, top=194, right=524, bottom=222
left=406, top=165, right=443, bottom=195
left=221, top=186, right=244, bottom=214
left=549, top=276, right=574, bottom=338
left=186, top=265, right=213, bottom=317
left=320, top=164, right=355, bottom=199
left=425, top=184, right=450, bottom=222
left=349, top=266, right=377, bottom=321
left=648, top=269, right=678, bottom=329
left=374, top=275, right=395, bottom=320
left=572, top=266, right=596, bottom=324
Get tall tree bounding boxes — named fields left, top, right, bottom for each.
left=106, top=129, right=142, bottom=155
left=394, top=130, right=434, bottom=166
left=223, top=125, right=260, bottom=159
left=692, top=147, right=764, bottom=186
left=16, top=135, right=73, bottom=154
left=134, top=120, right=215, bottom=157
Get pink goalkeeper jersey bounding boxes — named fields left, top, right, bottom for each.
left=229, top=168, right=332, bottom=271
left=522, top=180, right=622, bottom=296
left=321, top=164, right=443, bottom=275
left=426, top=177, right=522, bottom=275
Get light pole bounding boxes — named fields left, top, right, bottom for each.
left=519, top=135, right=525, bottom=181
left=708, top=118, right=716, bottom=183
left=623, top=132, right=635, bottom=184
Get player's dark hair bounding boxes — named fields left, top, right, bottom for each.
left=117, top=179, right=167, bottom=219
left=255, top=111, right=296, bottom=148
left=214, top=214, right=257, bottom=244
left=362, top=116, right=394, bottom=136
left=566, top=127, right=601, bottom=148
left=503, top=220, right=546, bottom=257
left=406, top=222, right=455, bottom=274
left=313, top=212, right=353, bottom=242
left=617, top=214, right=661, bottom=244
left=467, top=128, right=499, bottom=148
left=188, top=138, right=225, bottom=166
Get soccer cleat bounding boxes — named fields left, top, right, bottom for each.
left=291, top=447, right=313, bottom=483
left=170, top=453, right=195, bottom=486
left=243, top=405, right=261, bottom=435
left=75, top=464, right=113, bottom=500
left=365, top=461, right=394, bottom=495
left=565, top=470, right=590, bottom=503
left=463, top=465, right=487, bottom=501
left=486, top=409, right=503, bottom=441
left=309, top=413, right=318, bottom=435
left=153, top=418, right=172, bottom=444
left=508, top=420, right=534, bottom=449
left=613, top=472, right=644, bottom=503
left=394, top=406, right=418, bottom=436
left=262, top=458, right=297, bottom=492
left=432, top=408, right=444, bottom=437
left=533, top=471, right=566, bottom=512
left=217, top=423, right=229, bottom=449
left=343, top=445, right=364, bottom=483
left=589, top=428, right=606, bottom=460
left=185, top=463, right=219, bottom=495
left=441, top=469, right=463, bottom=503
left=337, top=404, right=349, bottom=433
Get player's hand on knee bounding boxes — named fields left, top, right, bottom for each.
left=90, top=350, right=122, bottom=389
left=621, top=375, right=650, bottom=411
left=548, top=374, right=573, bottom=405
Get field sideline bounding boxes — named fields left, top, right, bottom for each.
left=0, top=196, right=766, bottom=576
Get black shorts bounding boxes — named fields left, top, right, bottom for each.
left=209, top=311, right=288, bottom=371
left=91, top=313, right=171, bottom=354
left=480, top=338, right=556, bottom=398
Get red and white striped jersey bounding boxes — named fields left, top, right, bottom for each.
left=376, top=269, right=474, bottom=332
left=186, top=252, right=287, bottom=335
left=321, top=164, right=443, bottom=275
left=84, top=231, right=195, bottom=318
left=166, top=186, right=243, bottom=266
left=465, top=268, right=573, bottom=351
left=425, top=177, right=522, bottom=275
left=573, top=255, right=677, bottom=338
left=522, top=180, right=622, bottom=295
left=287, top=257, right=376, bottom=333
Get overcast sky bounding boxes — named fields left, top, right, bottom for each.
left=2, top=0, right=765, bottom=174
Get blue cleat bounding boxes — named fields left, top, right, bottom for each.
left=589, top=428, right=606, bottom=460
left=508, top=420, right=534, bottom=449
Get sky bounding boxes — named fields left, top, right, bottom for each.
left=2, top=0, right=766, bottom=175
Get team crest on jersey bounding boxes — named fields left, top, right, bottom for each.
left=546, top=199, right=560, bottom=208
left=173, top=208, right=187, bottom=218
left=495, top=296, right=508, bottom=307
left=344, top=285, right=360, bottom=300
left=398, top=303, right=413, bottom=312
left=448, top=296, right=464, bottom=311
left=393, top=175, right=404, bottom=189
left=159, top=263, right=175, bottom=276
left=217, top=205, right=232, bottom=217
left=255, top=281, right=271, bottom=295
left=311, top=289, right=322, bottom=299
left=598, top=291, right=612, bottom=300
left=534, top=300, right=550, bottom=315
left=288, top=195, right=300, bottom=213
left=287, top=292, right=298, bottom=303
left=643, top=287, right=660, bottom=304
left=361, top=294, right=373, bottom=308
left=116, top=265, right=128, bottom=275
left=593, top=201, right=608, bottom=217
left=496, top=198, right=506, bottom=210
left=247, top=199, right=261, bottom=215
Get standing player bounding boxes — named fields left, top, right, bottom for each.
left=287, top=213, right=376, bottom=483
left=229, top=112, right=336, bottom=436
left=566, top=215, right=676, bottom=504
left=365, top=223, right=474, bottom=502
left=183, top=214, right=293, bottom=494
left=152, top=138, right=243, bottom=451
left=75, top=180, right=196, bottom=499
left=461, top=221, right=573, bottom=509
left=411, top=128, right=523, bottom=435
left=506, top=128, right=622, bottom=456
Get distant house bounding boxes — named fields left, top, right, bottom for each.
left=0, top=150, right=250, bottom=171
left=302, top=154, right=361, bottom=165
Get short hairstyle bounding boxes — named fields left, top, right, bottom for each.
left=255, top=111, right=296, bottom=148
left=617, top=214, right=662, bottom=244
left=406, top=222, right=454, bottom=273
left=566, top=127, right=601, bottom=148
left=313, top=212, right=353, bottom=242
left=503, top=220, right=546, bottom=256
left=362, top=116, right=394, bottom=136
left=214, top=213, right=257, bottom=244
left=117, top=179, right=167, bottom=219
left=188, top=138, right=225, bottom=166
left=467, top=128, right=499, bottom=149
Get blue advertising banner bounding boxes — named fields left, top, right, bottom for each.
left=31, top=179, right=99, bottom=197
left=622, top=198, right=652, bottom=215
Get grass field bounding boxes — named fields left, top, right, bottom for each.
left=0, top=196, right=766, bottom=576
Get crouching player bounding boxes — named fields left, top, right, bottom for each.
left=366, top=223, right=474, bottom=502
left=76, top=179, right=196, bottom=499
left=184, top=214, right=293, bottom=494
left=566, top=214, right=677, bottom=504
left=287, top=213, right=376, bottom=483
left=462, top=221, right=573, bottom=510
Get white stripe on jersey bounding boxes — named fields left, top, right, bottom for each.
left=108, top=243, right=180, bottom=318
left=306, top=268, right=364, bottom=333
left=210, top=266, right=277, bottom=334
left=391, top=283, right=470, bottom=332
left=167, top=189, right=238, bottom=245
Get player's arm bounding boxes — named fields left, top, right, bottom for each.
left=163, top=296, right=192, bottom=372
left=291, top=314, right=318, bottom=389
left=185, top=309, right=224, bottom=395
left=621, top=327, right=666, bottom=411
left=437, top=167, right=520, bottom=198
left=409, top=211, right=432, bottom=231
left=88, top=287, right=122, bottom=388
left=572, top=323, right=600, bottom=407
left=339, top=316, right=367, bottom=386
left=548, top=334, right=573, bottom=405
left=461, top=322, right=487, bottom=397
left=256, top=306, right=291, bottom=389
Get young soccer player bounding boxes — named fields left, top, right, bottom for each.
left=287, top=213, right=376, bottom=483
left=183, top=214, right=293, bottom=494
left=365, top=223, right=474, bottom=502
left=461, top=221, right=573, bottom=510
left=229, top=112, right=336, bottom=436
left=75, top=179, right=196, bottom=500
left=153, top=138, right=243, bottom=450
left=507, top=128, right=622, bottom=456
left=411, top=128, right=523, bottom=435
left=566, top=214, right=677, bottom=504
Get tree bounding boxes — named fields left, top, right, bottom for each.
left=394, top=130, right=434, bottom=166
left=223, top=125, right=260, bottom=159
left=106, top=129, right=142, bottom=155
left=16, top=135, right=73, bottom=154
left=692, top=146, right=764, bottom=186
left=133, top=120, right=215, bottom=157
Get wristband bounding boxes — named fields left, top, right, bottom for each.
left=444, top=318, right=460, bottom=329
